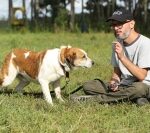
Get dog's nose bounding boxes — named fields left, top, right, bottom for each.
left=92, top=61, right=94, bottom=65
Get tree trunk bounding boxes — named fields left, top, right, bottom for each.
left=124, top=0, right=129, bottom=9
left=107, top=0, right=110, bottom=18
left=22, top=0, right=26, bottom=24
left=31, top=0, right=34, bottom=20
left=112, top=0, right=116, bottom=12
left=33, top=0, right=39, bottom=20
left=96, top=0, right=100, bottom=22
left=143, top=0, right=148, bottom=24
left=70, top=0, right=75, bottom=31
left=128, top=0, right=132, bottom=11
left=8, top=0, right=13, bottom=25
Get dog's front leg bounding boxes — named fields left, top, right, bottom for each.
left=52, top=80, right=65, bottom=103
left=39, top=79, right=53, bottom=105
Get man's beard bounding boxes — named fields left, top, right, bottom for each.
left=115, top=29, right=131, bottom=40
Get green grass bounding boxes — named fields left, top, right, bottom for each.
left=0, top=32, right=150, bottom=133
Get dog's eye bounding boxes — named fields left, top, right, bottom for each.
left=82, top=55, right=86, bottom=58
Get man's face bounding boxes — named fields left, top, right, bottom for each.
left=110, top=20, right=134, bottom=40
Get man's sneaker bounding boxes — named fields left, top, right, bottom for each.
left=136, top=98, right=149, bottom=106
left=70, top=95, right=100, bottom=103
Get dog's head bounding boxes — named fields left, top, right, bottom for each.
left=59, top=46, right=94, bottom=71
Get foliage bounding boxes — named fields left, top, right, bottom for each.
left=5, top=0, right=150, bottom=34
left=54, top=8, right=69, bottom=32
left=0, top=32, right=150, bottom=132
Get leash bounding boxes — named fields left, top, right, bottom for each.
left=50, top=72, right=70, bottom=93
left=68, top=85, right=83, bottom=95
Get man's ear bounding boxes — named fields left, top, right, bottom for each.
left=130, top=20, right=135, bottom=29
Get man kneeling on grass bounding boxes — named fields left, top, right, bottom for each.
left=71, top=8, right=150, bottom=106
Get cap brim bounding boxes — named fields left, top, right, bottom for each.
left=106, top=16, right=126, bottom=22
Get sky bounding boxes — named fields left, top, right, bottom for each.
left=0, top=0, right=88, bottom=20
left=0, top=0, right=132, bottom=20
left=0, top=0, right=8, bottom=19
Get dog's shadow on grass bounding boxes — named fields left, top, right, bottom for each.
left=0, top=89, right=69, bottom=99
left=0, top=89, right=56, bottom=99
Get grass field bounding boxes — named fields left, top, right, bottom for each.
left=0, top=32, right=150, bottom=133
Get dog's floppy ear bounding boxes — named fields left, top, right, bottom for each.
left=60, top=45, right=71, bottom=49
left=59, top=45, right=72, bottom=71
left=59, top=47, right=67, bottom=65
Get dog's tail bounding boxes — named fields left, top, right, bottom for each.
left=0, top=52, right=14, bottom=86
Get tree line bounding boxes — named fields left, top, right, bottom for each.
left=8, top=0, right=150, bottom=34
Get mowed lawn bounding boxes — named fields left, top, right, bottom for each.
left=0, top=32, right=150, bottom=133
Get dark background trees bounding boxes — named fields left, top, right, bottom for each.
left=6, top=0, right=150, bottom=34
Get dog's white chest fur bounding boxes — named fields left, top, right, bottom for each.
left=38, top=49, right=65, bottom=82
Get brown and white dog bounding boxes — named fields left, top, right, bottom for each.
left=0, top=46, right=94, bottom=105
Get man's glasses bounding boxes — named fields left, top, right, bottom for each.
left=110, top=20, right=131, bottom=29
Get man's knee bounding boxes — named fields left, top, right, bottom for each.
left=83, top=79, right=107, bottom=95
left=132, top=82, right=149, bottom=97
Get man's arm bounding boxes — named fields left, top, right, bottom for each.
left=114, top=42, right=148, bottom=81
left=109, top=67, right=121, bottom=91
left=120, top=56, right=148, bottom=81
left=110, top=67, right=121, bottom=82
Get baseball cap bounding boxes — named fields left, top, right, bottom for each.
left=106, top=8, right=134, bottom=22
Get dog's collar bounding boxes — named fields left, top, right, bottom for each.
left=64, top=58, right=74, bottom=70
left=60, top=63, right=70, bottom=81
left=58, top=51, right=70, bottom=80
left=58, top=50, right=72, bottom=72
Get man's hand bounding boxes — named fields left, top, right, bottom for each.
left=109, top=80, right=119, bottom=92
left=113, top=41, right=124, bottom=60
